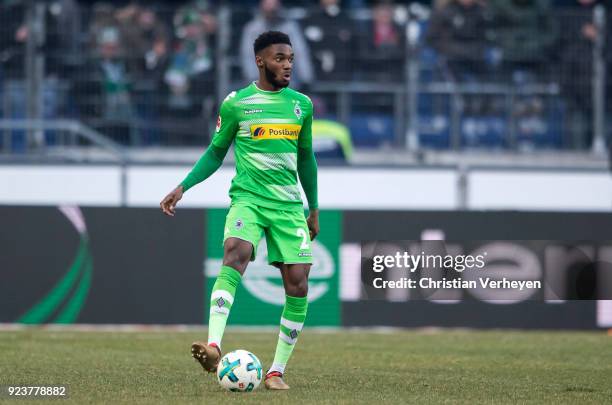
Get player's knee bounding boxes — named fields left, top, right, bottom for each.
left=223, top=239, right=251, bottom=271
left=287, top=277, right=308, bottom=297
left=223, top=251, right=249, bottom=272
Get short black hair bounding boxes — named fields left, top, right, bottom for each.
left=253, top=31, right=292, bottom=54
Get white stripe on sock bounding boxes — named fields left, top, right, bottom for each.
left=210, top=306, right=229, bottom=316
left=211, top=290, right=234, bottom=306
left=268, top=362, right=286, bottom=375
left=280, top=317, right=303, bottom=332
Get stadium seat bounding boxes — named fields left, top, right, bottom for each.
left=348, top=114, right=394, bottom=148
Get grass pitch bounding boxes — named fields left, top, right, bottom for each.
left=0, top=328, right=611, bottom=404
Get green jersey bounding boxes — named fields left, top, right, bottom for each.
left=180, top=82, right=318, bottom=212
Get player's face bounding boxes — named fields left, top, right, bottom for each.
left=260, top=44, right=294, bottom=88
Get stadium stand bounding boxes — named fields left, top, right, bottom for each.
left=0, top=0, right=610, bottom=163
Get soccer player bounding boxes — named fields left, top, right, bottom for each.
left=160, top=31, right=318, bottom=391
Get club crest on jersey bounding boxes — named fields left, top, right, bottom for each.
left=294, top=103, right=302, bottom=119
left=216, top=115, right=221, bottom=132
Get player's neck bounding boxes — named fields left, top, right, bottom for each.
left=254, top=79, right=284, bottom=93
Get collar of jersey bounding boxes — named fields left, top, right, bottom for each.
left=251, top=81, right=287, bottom=94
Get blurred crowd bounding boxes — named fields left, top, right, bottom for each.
left=426, top=0, right=610, bottom=148
left=0, top=0, right=610, bottom=148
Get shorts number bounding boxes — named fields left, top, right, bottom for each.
left=297, top=228, right=309, bottom=249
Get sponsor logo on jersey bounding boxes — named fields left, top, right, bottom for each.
left=250, top=124, right=301, bottom=140
left=252, top=127, right=266, bottom=138
left=245, top=109, right=263, bottom=115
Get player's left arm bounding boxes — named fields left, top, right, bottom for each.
left=297, top=100, right=319, bottom=240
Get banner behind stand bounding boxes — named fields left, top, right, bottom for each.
left=341, top=210, right=612, bottom=329
left=1, top=206, right=611, bottom=329
left=0, top=206, right=205, bottom=324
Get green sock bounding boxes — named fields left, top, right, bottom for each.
left=268, top=295, right=308, bottom=375
left=207, top=265, right=242, bottom=349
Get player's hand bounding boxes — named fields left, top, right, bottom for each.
left=160, top=186, right=184, bottom=217
left=307, top=209, right=319, bottom=240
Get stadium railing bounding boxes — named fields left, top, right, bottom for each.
left=0, top=118, right=126, bottom=162
left=0, top=2, right=608, bottom=158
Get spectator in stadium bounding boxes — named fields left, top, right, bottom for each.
left=487, top=0, right=559, bottom=83
left=6, top=0, right=80, bottom=78
left=0, top=0, right=79, bottom=141
left=302, top=0, right=354, bottom=81
left=358, top=0, right=405, bottom=81
left=52, top=0, right=82, bottom=62
left=426, top=0, right=492, bottom=82
left=115, top=3, right=140, bottom=43
left=114, top=4, right=170, bottom=144
left=240, top=0, right=314, bottom=89
left=0, top=0, right=27, bottom=81
left=163, top=2, right=217, bottom=117
left=90, top=3, right=118, bottom=50
left=115, top=3, right=170, bottom=79
left=0, top=0, right=27, bottom=144
left=137, top=7, right=171, bottom=78
left=115, top=3, right=144, bottom=71
left=559, top=0, right=602, bottom=149
left=95, top=26, right=134, bottom=121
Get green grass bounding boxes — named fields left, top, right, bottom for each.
left=0, top=329, right=611, bottom=404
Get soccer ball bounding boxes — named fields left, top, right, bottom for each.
left=216, top=350, right=263, bottom=392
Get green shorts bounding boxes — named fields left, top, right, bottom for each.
left=223, top=202, right=313, bottom=265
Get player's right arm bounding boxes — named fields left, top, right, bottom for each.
left=160, top=94, right=238, bottom=216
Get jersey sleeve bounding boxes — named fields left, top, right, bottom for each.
left=179, top=94, right=238, bottom=192
left=297, top=98, right=318, bottom=209
left=211, top=92, right=239, bottom=149
left=298, top=98, right=314, bottom=149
